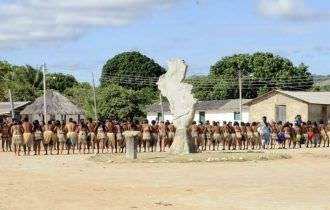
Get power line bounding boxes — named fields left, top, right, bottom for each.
left=101, top=73, right=329, bottom=84
left=101, top=76, right=317, bottom=87
left=103, top=78, right=316, bottom=90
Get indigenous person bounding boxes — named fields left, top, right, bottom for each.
left=22, top=117, right=33, bottom=155
left=232, top=122, right=242, bottom=150
left=277, top=121, right=286, bottom=149
left=105, top=119, right=116, bottom=153
left=77, top=120, right=89, bottom=154
left=115, top=122, right=125, bottom=153
left=222, top=121, right=231, bottom=150
left=43, top=121, right=55, bottom=155
left=54, top=120, right=66, bottom=154
left=33, top=120, right=43, bottom=155
left=11, top=119, right=23, bottom=156
left=228, top=122, right=239, bottom=150
left=319, top=120, right=328, bottom=147
left=167, top=122, right=176, bottom=148
left=312, top=122, right=320, bottom=148
left=95, top=121, right=106, bottom=154
left=1, top=121, right=11, bottom=152
left=65, top=118, right=77, bottom=154
left=306, top=121, right=314, bottom=148
left=150, top=120, right=158, bottom=152
left=191, top=121, right=201, bottom=150
left=270, top=122, right=278, bottom=149
left=293, top=123, right=302, bottom=149
left=301, top=122, right=308, bottom=147
left=245, top=122, right=254, bottom=150
left=284, top=122, right=292, bottom=149
left=251, top=122, right=260, bottom=149
left=204, top=121, right=214, bottom=151
left=136, top=121, right=143, bottom=152
left=199, top=122, right=207, bottom=151
left=158, top=121, right=167, bottom=152
left=212, top=122, right=221, bottom=151
left=240, top=122, right=247, bottom=150
left=50, top=120, right=59, bottom=154
left=87, top=118, right=96, bottom=153
left=141, top=120, right=152, bottom=152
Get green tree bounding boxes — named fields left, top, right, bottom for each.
left=47, top=73, right=78, bottom=93
left=96, top=84, right=158, bottom=121
left=64, top=83, right=94, bottom=118
left=100, top=51, right=165, bottom=90
left=209, top=52, right=313, bottom=99
left=1, top=64, right=43, bottom=101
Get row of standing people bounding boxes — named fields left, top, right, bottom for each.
left=189, top=117, right=330, bottom=151
left=2, top=116, right=329, bottom=155
left=0, top=118, right=177, bottom=155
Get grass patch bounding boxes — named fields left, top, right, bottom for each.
left=89, top=151, right=291, bottom=164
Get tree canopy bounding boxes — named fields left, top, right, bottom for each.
left=191, top=52, right=313, bottom=100
left=100, top=51, right=165, bottom=90
left=47, top=73, right=78, bottom=93
left=0, top=61, right=81, bottom=102
left=96, top=84, right=158, bottom=121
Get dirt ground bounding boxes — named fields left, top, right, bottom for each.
left=1, top=148, right=330, bottom=210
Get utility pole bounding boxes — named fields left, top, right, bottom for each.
left=43, top=63, right=47, bottom=122
left=8, top=89, right=15, bottom=121
left=159, top=93, right=164, bottom=121
left=238, top=69, right=242, bottom=122
left=92, top=72, right=98, bottom=121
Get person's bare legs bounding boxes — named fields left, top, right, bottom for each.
left=1, top=139, right=4, bottom=152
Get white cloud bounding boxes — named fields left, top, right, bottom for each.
left=0, top=0, right=177, bottom=49
left=257, top=0, right=330, bottom=21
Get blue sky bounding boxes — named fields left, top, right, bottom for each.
left=0, top=0, right=330, bottom=85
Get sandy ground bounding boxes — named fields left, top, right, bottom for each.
left=1, top=148, right=330, bottom=210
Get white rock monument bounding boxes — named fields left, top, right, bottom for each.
left=157, top=59, right=198, bottom=154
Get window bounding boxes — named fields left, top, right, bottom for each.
left=199, top=112, right=205, bottom=123
left=234, top=112, right=241, bottom=121
left=157, top=112, right=162, bottom=121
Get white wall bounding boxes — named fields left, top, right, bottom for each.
left=147, top=110, right=249, bottom=123
left=147, top=112, right=173, bottom=122
left=194, top=110, right=249, bottom=123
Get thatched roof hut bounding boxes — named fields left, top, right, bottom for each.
left=21, top=91, right=85, bottom=116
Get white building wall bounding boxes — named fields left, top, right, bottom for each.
left=147, top=110, right=249, bottom=123
left=195, top=110, right=249, bottom=123
left=147, top=112, right=173, bottom=122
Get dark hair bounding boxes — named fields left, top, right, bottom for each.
left=24, top=117, right=29, bottom=122
left=55, top=120, right=61, bottom=126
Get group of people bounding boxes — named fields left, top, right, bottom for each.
left=1, top=115, right=330, bottom=156
left=0, top=118, right=176, bottom=156
left=191, top=116, right=330, bottom=151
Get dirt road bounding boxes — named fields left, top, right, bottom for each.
left=1, top=149, right=330, bottom=210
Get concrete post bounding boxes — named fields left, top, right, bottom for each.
left=122, top=131, right=140, bottom=160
